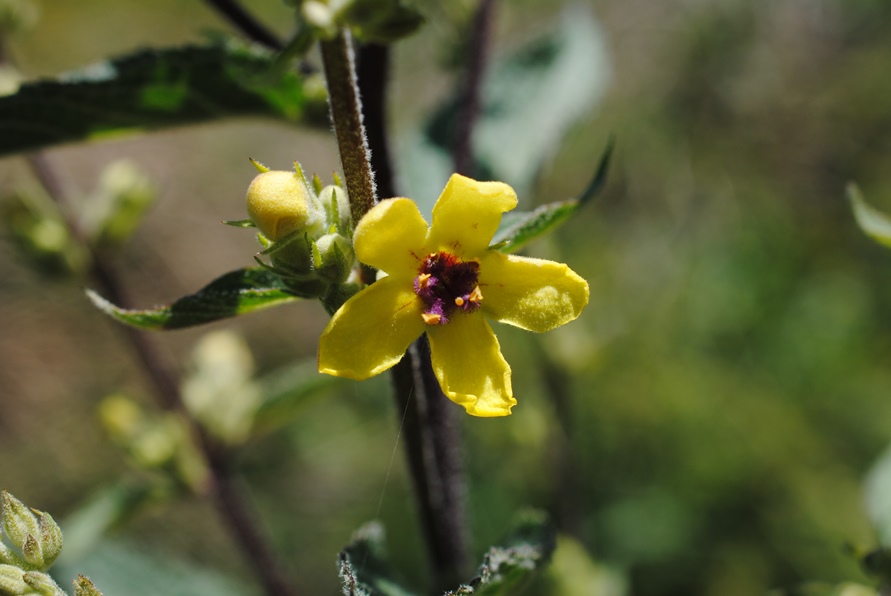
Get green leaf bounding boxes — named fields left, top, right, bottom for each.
left=338, top=522, right=416, bottom=596
left=87, top=268, right=299, bottom=330
left=865, top=444, right=891, bottom=546
left=446, top=509, right=557, bottom=595
left=402, top=4, right=610, bottom=212
left=0, top=40, right=319, bottom=157
left=57, top=483, right=172, bottom=567
left=848, top=183, right=891, bottom=249
left=490, top=140, right=613, bottom=252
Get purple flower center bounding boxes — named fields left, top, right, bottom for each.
left=414, top=251, right=482, bottom=325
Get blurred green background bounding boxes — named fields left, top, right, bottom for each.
left=4, top=0, right=891, bottom=594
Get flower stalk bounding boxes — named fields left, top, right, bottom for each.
left=320, top=31, right=377, bottom=226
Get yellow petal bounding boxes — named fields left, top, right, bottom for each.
left=427, top=314, right=515, bottom=417
left=319, top=276, right=425, bottom=379
left=480, top=252, right=589, bottom=333
left=355, top=198, right=429, bottom=275
left=428, top=174, right=518, bottom=258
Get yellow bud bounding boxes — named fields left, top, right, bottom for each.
left=245, top=171, right=324, bottom=242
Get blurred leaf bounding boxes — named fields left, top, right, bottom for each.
left=402, top=4, right=611, bottom=211
left=52, top=540, right=255, bottom=596
left=80, top=160, right=157, bottom=249
left=446, top=509, right=557, bottom=595
left=338, top=522, right=416, bottom=596
left=344, top=0, right=426, bottom=43
left=251, top=361, right=343, bottom=437
left=182, top=330, right=260, bottom=445
left=536, top=535, right=627, bottom=596
left=1, top=187, right=87, bottom=275
left=490, top=139, right=612, bottom=252
left=865, top=445, right=891, bottom=546
left=57, top=483, right=172, bottom=566
left=87, top=268, right=299, bottom=330
left=773, top=583, right=878, bottom=596
left=849, top=184, right=891, bottom=249
left=0, top=40, right=318, bottom=157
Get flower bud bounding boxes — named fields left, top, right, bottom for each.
left=314, top=232, right=354, bottom=284
left=1, top=492, right=38, bottom=556
left=0, top=564, right=28, bottom=595
left=245, top=169, right=326, bottom=243
left=0, top=492, right=63, bottom=573
left=22, top=570, right=64, bottom=596
left=73, top=575, right=103, bottom=596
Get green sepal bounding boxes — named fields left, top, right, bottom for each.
left=490, top=139, right=613, bottom=252
left=222, top=219, right=256, bottom=228
left=0, top=39, right=321, bottom=157
left=35, top=514, right=61, bottom=570
left=1, top=492, right=40, bottom=561
left=445, top=509, right=557, bottom=595
left=87, top=268, right=300, bottom=331
left=848, top=183, right=891, bottom=249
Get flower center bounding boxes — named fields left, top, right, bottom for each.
left=414, top=251, right=483, bottom=325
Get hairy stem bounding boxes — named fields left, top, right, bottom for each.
left=320, top=31, right=377, bottom=221
left=27, top=154, right=299, bottom=596
left=357, top=42, right=471, bottom=589
left=203, top=0, right=283, bottom=50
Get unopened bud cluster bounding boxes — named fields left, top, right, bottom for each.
left=245, top=161, right=356, bottom=299
left=0, top=491, right=64, bottom=595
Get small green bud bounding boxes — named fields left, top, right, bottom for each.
left=1, top=493, right=39, bottom=557
left=73, top=576, right=103, bottom=596
left=314, top=233, right=354, bottom=284
left=22, top=571, right=64, bottom=596
left=0, top=564, right=28, bottom=595
left=318, top=185, right=352, bottom=236
left=19, top=536, right=40, bottom=570
left=245, top=168, right=326, bottom=242
left=35, top=515, right=60, bottom=570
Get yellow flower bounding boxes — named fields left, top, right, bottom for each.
left=318, top=174, right=590, bottom=417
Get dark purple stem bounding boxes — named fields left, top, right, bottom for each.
left=453, top=0, right=496, bottom=177
left=202, top=0, right=283, bottom=50
left=357, top=41, right=471, bottom=590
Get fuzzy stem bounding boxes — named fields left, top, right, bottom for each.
left=320, top=32, right=377, bottom=221
left=26, top=154, right=300, bottom=596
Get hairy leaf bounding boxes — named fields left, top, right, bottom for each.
left=491, top=140, right=612, bottom=252
left=0, top=41, right=318, bottom=157
left=446, top=510, right=557, bottom=595
left=87, top=268, right=299, bottom=330
left=338, top=523, right=415, bottom=596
